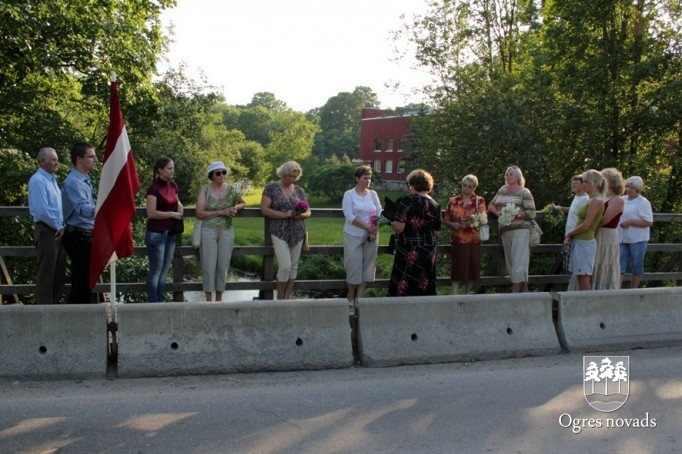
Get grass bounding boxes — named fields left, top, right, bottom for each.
left=183, top=187, right=407, bottom=247
left=180, top=186, right=407, bottom=283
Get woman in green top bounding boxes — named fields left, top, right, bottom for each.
left=195, top=161, right=246, bottom=301
left=565, top=169, right=605, bottom=291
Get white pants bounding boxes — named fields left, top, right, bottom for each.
left=271, top=235, right=303, bottom=282
left=343, top=232, right=378, bottom=285
left=200, top=227, right=234, bottom=292
left=501, top=228, right=530, bottom=283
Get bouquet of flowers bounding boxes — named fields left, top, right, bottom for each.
left=498, top=203, right=520, bottom=226
left=230, top=177, right=251, bottom=206
left=541, top=204, right=565, bottom=229
left=291, top=199, right=309, bottom=216
left=469, top=212, right=488, bottom=230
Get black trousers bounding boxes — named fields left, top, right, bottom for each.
left=62, top=229, right=96, bottom=304
left=34, top=222, right=66, bottom=304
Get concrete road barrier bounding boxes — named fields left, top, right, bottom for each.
left=357, top=293, right=560, bottom=367
left=556, top=287, right=682, bottom=351
left=0, top=304, right=109, bottom=379
left=116, top=299, right=353, bottom=377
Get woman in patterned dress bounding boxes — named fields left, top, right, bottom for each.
left=260, top=161, right=311, bottom=300
left=388, top=169, right=442, bottom=297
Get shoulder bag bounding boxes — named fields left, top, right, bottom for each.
left=476, top=197, right=490, bottom=241
left=529, top=220, right=543, bottom=248
left=192, top=186, right=208, bottom=249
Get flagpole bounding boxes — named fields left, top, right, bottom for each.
left=109, top=72, right=119, bottom=324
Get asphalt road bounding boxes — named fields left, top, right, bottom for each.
left=1, top=346, right=681, bottom=454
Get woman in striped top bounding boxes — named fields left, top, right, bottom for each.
left=488, top=166, right=536, bottom=293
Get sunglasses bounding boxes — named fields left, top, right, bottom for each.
left=213, top=170, right=227, bottom=176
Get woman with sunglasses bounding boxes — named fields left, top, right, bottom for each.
left=195, top=161, right=246, bottom=302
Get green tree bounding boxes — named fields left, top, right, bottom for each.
left=313, top=87, right=380, bottom=161
left=266, top=111, right=319, bottom=172
left=308, top=164, right=356, bottom=202
left=0, top=0, right=175, bottom=154
left=400, top=0, right=682, bottom=213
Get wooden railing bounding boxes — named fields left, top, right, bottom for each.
left=2, top=207, right=682, bottom=303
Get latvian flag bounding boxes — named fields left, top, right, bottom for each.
left=89, top=78, right=140, bottom=289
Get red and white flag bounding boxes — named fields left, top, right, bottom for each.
left=89, top=79, right=140, bottom=288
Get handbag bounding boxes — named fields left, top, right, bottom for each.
left=529, top=220, right=543, bottom=248
left=192, top=186, right=208, bottom=249
left=302, top=231, right=309, bottom=252
left=561, top=243, right=571, bottom=271
left=192, top=221, right=202, bottom=249
left=479, top=224, right=490, bottom=242
left=387, top=234, right=396, bottom=255
left=475, top=196, right=489, bottom=241
left=173, top=218, right=185, bottom=234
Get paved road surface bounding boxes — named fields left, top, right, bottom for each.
left=1, top=346, right=681, bottom=453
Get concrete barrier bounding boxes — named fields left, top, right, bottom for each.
left=116, top=299, right=353, bottom=377
left=356, top=293, right=560, bottom=367
left=0, top=304, right=109, bottom=379
left=556, top=287, right=682, bottom=352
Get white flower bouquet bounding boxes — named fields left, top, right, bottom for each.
left=230, top=177, right=251, bottom=205
left=498, top=203, right=520, bottom=226
left=469, top=212, right=488, bottom=230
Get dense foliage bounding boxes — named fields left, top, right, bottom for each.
left=399, top=0, right=682, bottom=216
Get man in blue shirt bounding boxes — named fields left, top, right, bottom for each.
left=28, top=147, right=67, bottom=304
left=62, top=142, right=98, bottom=304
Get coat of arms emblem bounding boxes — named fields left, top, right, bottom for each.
left=583, top=356, right=629, bottom=412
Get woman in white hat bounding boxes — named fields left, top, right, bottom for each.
left=195, top=161, right=246, bottom=301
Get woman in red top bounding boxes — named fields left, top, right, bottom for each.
left=145, top=157, right=183, bottom=302
left=444, top=175, right=487, bottom=294
left=592, top=167, right=624, bottom=290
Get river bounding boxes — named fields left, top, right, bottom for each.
left=183, top=275, right=260, bottom=303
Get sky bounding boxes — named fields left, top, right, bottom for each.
left=159, top=0, right=434, bottom=112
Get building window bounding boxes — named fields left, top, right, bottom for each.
left=397, top=159, right=406, bottom=174
left=374, top=160, right=382, bottom=172
left=398, top=138, right=406, bottom=152
left=373, top=139, right=381, bottom=152
left=385, top=160, right=394, bottom=174
left=386, top=139, right=393, bottom=152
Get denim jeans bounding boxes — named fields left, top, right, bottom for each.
left=620, top=241, right=648, bottom=276
left=145, top=230, right=176, bottom=302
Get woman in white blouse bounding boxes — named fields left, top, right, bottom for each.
left=342, top=165, right=382, bottom=303
left=618, top=176, right=654, bottom=289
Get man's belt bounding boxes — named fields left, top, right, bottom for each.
left=66, top=226, right=93, bottom=236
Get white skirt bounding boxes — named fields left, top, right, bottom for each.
left=592, top=227, right=620, bottom=290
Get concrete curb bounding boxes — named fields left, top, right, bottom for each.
left=556, top=287, right=682, bottom=352
left=0, top=304, right=108, bottom=379
left=357, top=294, right=561, bottom=367
left=116, top=299, right=354, bottom=377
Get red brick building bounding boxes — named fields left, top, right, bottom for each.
left=359, top=108, right=418, bottom=189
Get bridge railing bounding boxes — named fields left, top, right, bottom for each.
left=2, top=207, right=682, bottom=303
